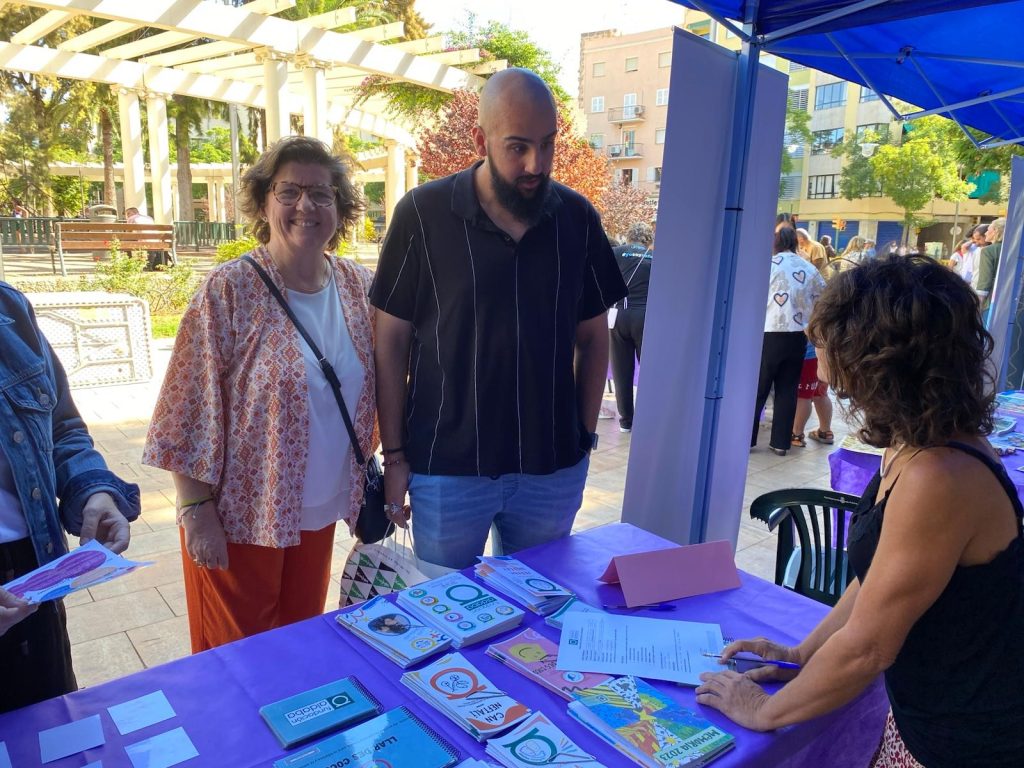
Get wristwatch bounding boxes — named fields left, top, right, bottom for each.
left=589, top=432, right=599, bottom=451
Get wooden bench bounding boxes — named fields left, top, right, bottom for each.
left=50, top=221, right=176, bottom=276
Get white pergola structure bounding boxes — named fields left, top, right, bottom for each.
left=0, top=0, right=501, bottom=224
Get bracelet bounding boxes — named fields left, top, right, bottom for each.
left=179, top=495, right=214, bottom=509
left=382, top=456, right=407, bottom=468
left=382, top=446, right=406, bottom=455
left=175, top=497, right=214, bottom=526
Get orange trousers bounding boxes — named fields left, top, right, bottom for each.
left=179, top=524, right=336, bottom=653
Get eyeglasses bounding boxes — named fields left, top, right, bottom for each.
left=269, top=182, right=337, bottom=207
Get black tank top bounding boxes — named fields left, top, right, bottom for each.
left=848, top=442, right=1024, bottom=767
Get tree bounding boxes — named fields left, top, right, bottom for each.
left=169, top=97, right=222, bottom=221
left=418, top=89, right=609, bottom=208
left=360, top=19, right=569, bottom=124
left=600, top=183, right=657, bottom=241
left=0, top=6, right=96, bottom=213
left=778, top=102, right=811, bottom=195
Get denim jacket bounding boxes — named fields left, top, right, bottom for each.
left=0, top=283, right=141, bottom=567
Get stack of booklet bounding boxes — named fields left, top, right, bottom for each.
left=473, top=556, right=574, bottom=615
left=568, top=676, right=735, bottom=767
left=401, top=652, right=532, bottom=741
left=336, top=595, right=452, bottom=667
left=397, top=573, right=524, bottom=648
left=259, top=677, right=381, bottom=748
left=273, top=706, right=461, bottom=768
left=486, top=628, right=613, bottom=701
left=485, top=712, right=604, bottom=768
left=545, top=597, right=607, bottom=631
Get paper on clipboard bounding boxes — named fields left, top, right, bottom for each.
left=598, top=540, right=741, bottom=607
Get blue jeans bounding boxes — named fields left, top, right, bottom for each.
left=408, top=455, right=590, bottom=570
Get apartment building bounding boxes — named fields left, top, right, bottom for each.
left=578, top=27, right=676, bottom=200
left=685, top=10, right=1002, bottom=251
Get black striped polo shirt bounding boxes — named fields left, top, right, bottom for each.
left=369, top=163, right=626, bottom=476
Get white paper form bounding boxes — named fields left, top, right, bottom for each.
left=108, top=691, right=175, bottom=735
left=556, top=613, right=725, bottom=685
left=125, top=727, right=198, bottom=768
left=39, top=714, right=105, bottom=763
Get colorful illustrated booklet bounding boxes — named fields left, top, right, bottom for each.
left=546, top=597, right=607, bottom=631
left=485, top=711, right=605, bottom=768
left=487, top=628, right=613, bottom=700
left=569, top=676, right=734, bottom=767
left=336, top=594, right=452, bottom=667
left=2, top=539, right=151, bottom=604
left=259, top=677, right=381, bottom=748
left=401, top=652, right=532, bottom=741
left=474, top=556, right=575, bottom=615
left=273, top=705, right=460, bottom=768
left=397, top=572, right=524, bottom=648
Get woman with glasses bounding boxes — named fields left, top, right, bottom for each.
left=144, top=136, right=377, bottom=651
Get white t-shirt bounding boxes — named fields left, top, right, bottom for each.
left=0, top=446, right=29, bottom=543
left=764, top=251, right=827, bottom=332
left=287, top=270, right=366, bottom=531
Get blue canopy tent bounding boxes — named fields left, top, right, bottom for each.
left=624, top=1, right=1024, bottom=546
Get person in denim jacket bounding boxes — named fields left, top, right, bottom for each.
left=0, top=283, right=141, bottom=713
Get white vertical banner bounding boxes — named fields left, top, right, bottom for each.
left=621, top=29, right=788, bottom=546
left=993, top=156, right=1024, bottom=388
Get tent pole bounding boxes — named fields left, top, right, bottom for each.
left=761, top=0, right=889, bottom=44
left=685, top=0, right=750, bottom=41
left=690, top=15, right=762, bottom=543
left=824, top=33, right=903, bottom=120
left=906, top=55, right=988, bottom=143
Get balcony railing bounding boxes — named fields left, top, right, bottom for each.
left=607, top=105, right=646, bottom=123
left=606, top=143, right=645, bottom=159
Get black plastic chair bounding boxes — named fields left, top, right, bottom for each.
left=749, top=488, right=862, bottom=606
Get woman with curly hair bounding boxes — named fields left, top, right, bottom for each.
left=144, top=136, right=377, bottom=652
left=699, top=255, right=1024, bottom=767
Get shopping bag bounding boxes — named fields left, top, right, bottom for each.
left=338, top=532, right=428, bottom=608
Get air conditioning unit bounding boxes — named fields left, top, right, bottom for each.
left=609, top=145, right=622, bottom=156
left=634, top=105, right=645, bottom=118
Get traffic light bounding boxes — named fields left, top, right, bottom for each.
left=832, top=218, right=847, bottom=231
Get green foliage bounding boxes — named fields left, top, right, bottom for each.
left=190, top=125, right=257, bottom=165
left=362, top=216, right=378, bottom=241
left=357, top=18, right=570, bottom=123
left=48, top=176, right=89, bottom=217
left=363, top=182, right=385, bottom=204
left=151, top=315, right=183, bottom=339
left=780, top=104, right=812, bottom=192
left=93, top=241, right=201, bottom=314
left=215, top=235, right=260, bottom=264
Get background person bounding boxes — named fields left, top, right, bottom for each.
left=0, top=283, right=141, bottom=712
left=143, top=136, right=375, bottom=653
left=609, top=221, right=654, bottom=433
left=975, top=217, right=1005, bottom=315
left=795, top=228, right=828, bottom=276
left=791, top=341, right=833, bottom=448
left=819, top=234, right=837, bottom=262
left=699, top=256, right=1024, bottom=768
left=751, top=226, right=826, bottom=456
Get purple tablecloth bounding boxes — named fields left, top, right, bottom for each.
left=0, top=523, right=887, bottom=767
left=830, top=444, right=1024, bottom=499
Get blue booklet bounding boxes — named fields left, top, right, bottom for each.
left=273, top=706, right=461, bottom=768
left=259, top=677, right=381, bottom=748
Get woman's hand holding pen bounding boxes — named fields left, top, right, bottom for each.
left=719, top=636, right=803, bottom=683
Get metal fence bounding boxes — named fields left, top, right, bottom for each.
left=1, top=218, right=241, bottom=252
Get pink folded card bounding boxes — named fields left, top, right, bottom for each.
left=598, top=540, right=741, bottom=607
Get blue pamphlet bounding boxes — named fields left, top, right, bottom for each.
left=273, top=706, right=460, bottom=768
left=260, top=677, right=381, bottom=748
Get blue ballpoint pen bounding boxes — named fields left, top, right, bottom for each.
left=703, top=652, right=802, bottom=670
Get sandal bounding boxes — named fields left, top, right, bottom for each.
left=791, top=433, right=806, bottom=448
left=808, top=429, right=835, bottom=444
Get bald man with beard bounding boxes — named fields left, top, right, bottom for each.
left=369, top=68, right=626, bottom=571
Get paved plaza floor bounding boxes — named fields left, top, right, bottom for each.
left=60, top=340, right=849, bottom=689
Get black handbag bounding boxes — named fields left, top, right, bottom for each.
left=243, top=255, right=393, bottom=544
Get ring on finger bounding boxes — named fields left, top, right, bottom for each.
left=385, top=503, right=404, bottom=517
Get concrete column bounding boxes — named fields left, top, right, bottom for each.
left=217, top=182, right=227, bottom=224
left=117, top=89, right=146, bottom=216
left=302, top=62, right=329, bottom=143
left=170, top=179, right=180, bottom=221
left=207, top=180, right=219, bottom=221
left=145, top=93, right=173, bottom=224
left=405, top=153, right=420, bottom=195
left=261, top=51, right=291, bottom=144
left=385, top=141, right=405, bottom=227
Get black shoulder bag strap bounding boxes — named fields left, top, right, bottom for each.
left=242, top=255, right=366, bottom=467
